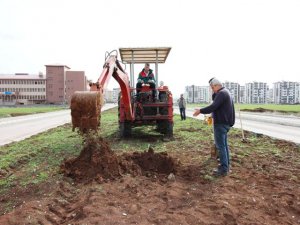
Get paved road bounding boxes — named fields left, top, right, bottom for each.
left=0, top=104, right=116, bottom=146
left=2, top=104, right=299, bottom=146
left=176, top=108, right=300, bottom=144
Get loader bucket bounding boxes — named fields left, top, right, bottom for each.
left=70, top=91, right=103, bottom=133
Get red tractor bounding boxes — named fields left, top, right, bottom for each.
left=71, top=47, right=173, bottom=137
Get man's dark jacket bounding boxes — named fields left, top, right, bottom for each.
left=138, top=69, right=155, bottom=83
left=201, top=87, right=235, bottom=126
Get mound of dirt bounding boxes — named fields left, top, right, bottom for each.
left=61, top=136, right=120, bottom=183
left=61, top=136, right=177, bottom=183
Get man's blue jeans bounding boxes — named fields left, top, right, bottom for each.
left=179, top=108, right=186, bottom=120
left=213, top=124, right=231, bottom=173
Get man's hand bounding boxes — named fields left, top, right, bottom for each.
left=193, top=109, right=201, bottom=117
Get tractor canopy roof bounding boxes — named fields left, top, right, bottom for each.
left=119, top=47, right=171, bottom=64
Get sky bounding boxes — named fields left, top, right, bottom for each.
left=1, top=0, right=300, bottom=97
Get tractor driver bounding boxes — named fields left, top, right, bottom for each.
left=136, top=63, right=156, bottom=100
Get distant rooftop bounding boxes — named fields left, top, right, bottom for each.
left=45, top=64, right=71, bottom=69
left=0, top=74, right=45, bottom=79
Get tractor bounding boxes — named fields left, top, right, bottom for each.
left=70, top=47, right=173, bottom=137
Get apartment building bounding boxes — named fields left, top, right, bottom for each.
left=223, top=82, right=240, bottom=103
left=245, top=82, right=268, bottom=104
left=104, top=88, right=120, bottom=103
left=0, top=73, right=46, bottom=105
left=297, top=84, right=300, bottom=103
left=104, top=89, right=114, bottom=103
left=112, top=88, right=120, bottom=103
left=185, top=85, right=210, bottom=103
left=267, top=88, right=274, bottom=103
left=273, top=81, right=300, bottom=104
left=239, top=86, right=246, bottom=103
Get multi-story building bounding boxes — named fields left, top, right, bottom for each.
left=45, top=64, right=70, bottom=104
left=104, top=88, right=120, bottom=103
left=223, top=82, right=240, bottom=103
left=0, top=73, right=46, bottom=105
left=66, top=71, right=87, bottom=104
left=0, top=65, right=88, bottom=105
left=245, top=82, right=267, bottom=104
left=267, top=87, right=274, bottom=103
left=185, top=85, right=210, bottom=103
left=104, top=89, right=114, bottom=103
left=45, top=65, right=88, bottom=104
left=239, top=86, right=246, bottom=103
left=273, top=81, right=300, bottom=104
left=297, top=83, right=300, bottom=103
left=112, top=88, right=120, bottom=103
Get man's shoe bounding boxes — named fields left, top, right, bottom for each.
left=212, top=169, right=228, bottom=177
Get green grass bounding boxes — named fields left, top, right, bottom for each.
left=187, top=103, right=300, bottom=113
left=235, top=104, right=300, bottom=113
left=0, top=125, right=83, bottom=193
left=0, top=105, right=68, bottom=118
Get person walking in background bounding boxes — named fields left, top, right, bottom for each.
left=193, top=77, right=235, bottom=176
left=177, top=94, right=186, bottom=120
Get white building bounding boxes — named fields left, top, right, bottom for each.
left=112, top=88, right=120, bottom=103
left=267, top=87, right=274, bottom=103
left=185, top=85, right=210, bottom=103
left=240, top=86, right=246, bottom=103
left=273, top=81, right=300, bottom=104
left=297, top=84, right=300, bottom=103
left=223, top=82, right=240, bottom=103
left=0, top=73, right=46, bottom=105
left=104, top=89, right=114, bottom=103
left=104, top=88, right=120, bottom=103
left=245, top=82, right=267, bottom=104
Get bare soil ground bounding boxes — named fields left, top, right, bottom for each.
left=1, top=135, right=300, bottom=225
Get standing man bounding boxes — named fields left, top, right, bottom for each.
left=136, top=63, right=156, bottom=100
left=177, top=94, right=186, bottom=120
left=193, top=78, right=235, bottom=176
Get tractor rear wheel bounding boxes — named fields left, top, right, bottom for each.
left=157, top=120, right=173, bottom=137
left=119, top=121, right=132, bottom=137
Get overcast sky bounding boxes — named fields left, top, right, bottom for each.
left=1, top=0, right=300, bottom=97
